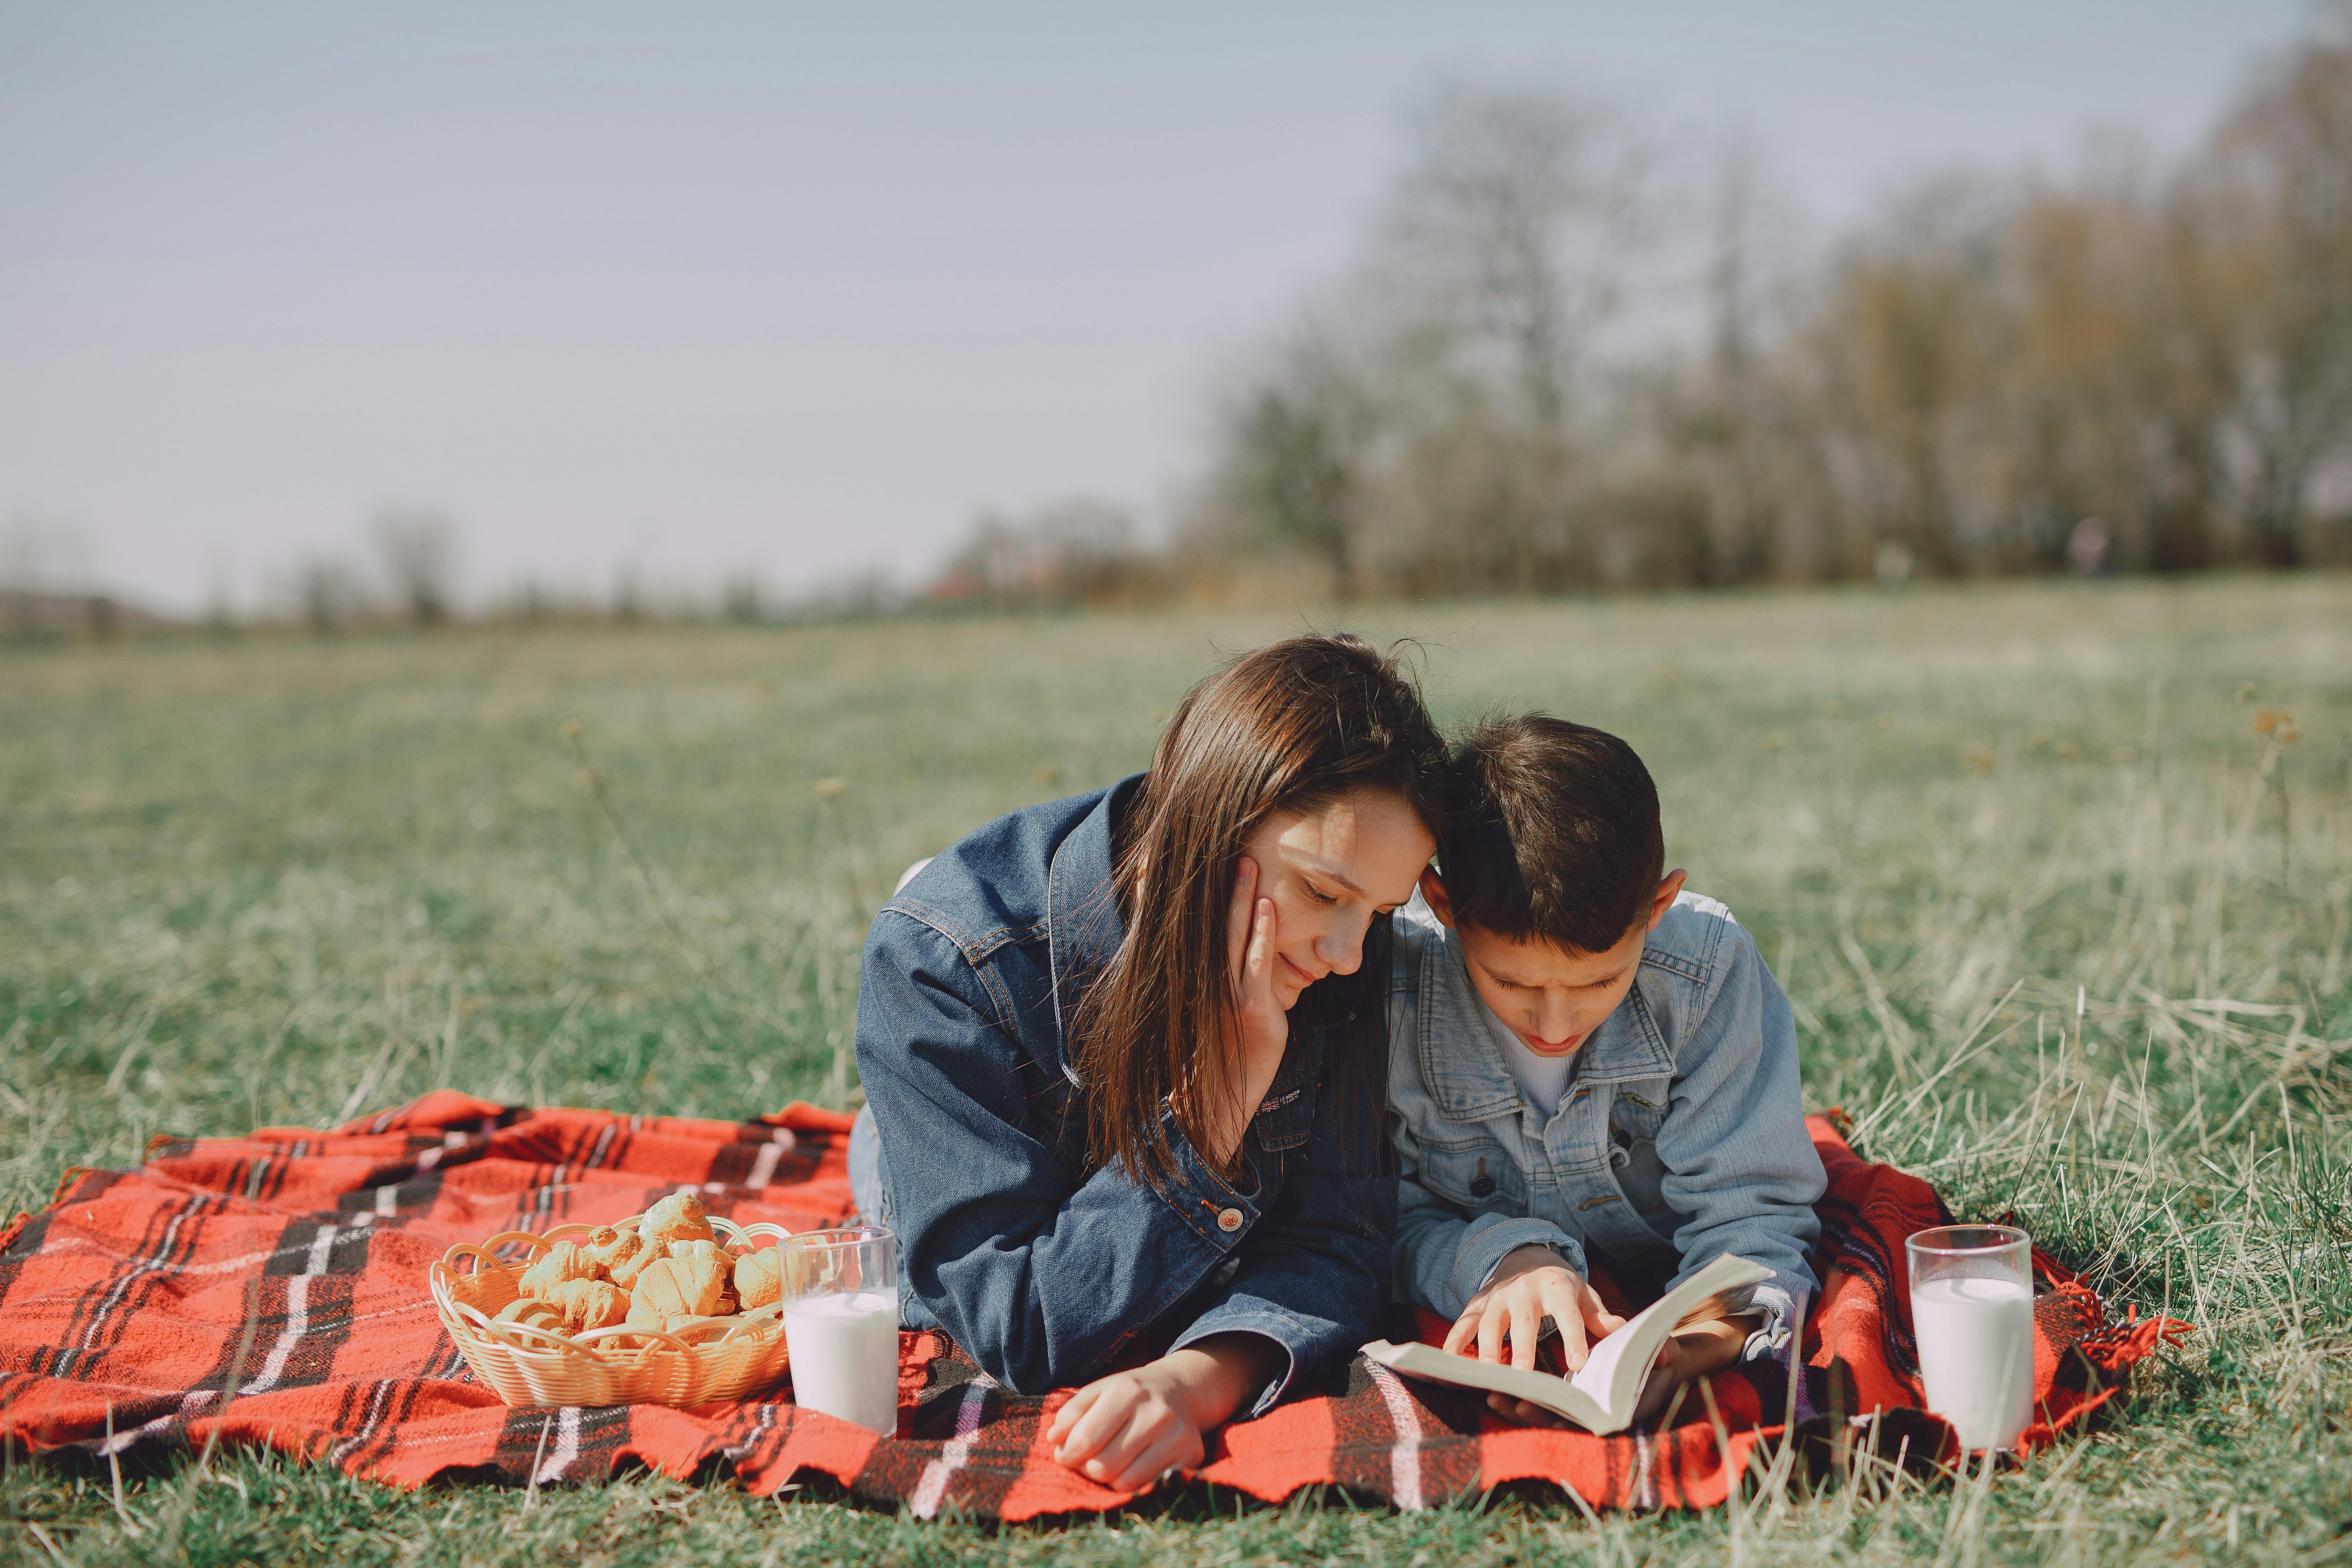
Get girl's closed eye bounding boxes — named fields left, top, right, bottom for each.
left=1302, top=882, right=1339, bottom=906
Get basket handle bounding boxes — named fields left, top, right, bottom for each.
left=437, top=1242, right=513, bottom=1281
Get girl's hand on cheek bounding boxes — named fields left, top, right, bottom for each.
left=1197, top=856, right=1290, bottom=1164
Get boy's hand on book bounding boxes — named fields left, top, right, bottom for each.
left=1629, top=1313, right=1761, bottom=1423
left=1446, top=1244, right=1625, bottom=1376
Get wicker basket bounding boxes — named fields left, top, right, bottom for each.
left=429, top=1211, right=793, bottom=1407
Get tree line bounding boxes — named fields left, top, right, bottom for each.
left=942, top=21, right=2352, bottom=606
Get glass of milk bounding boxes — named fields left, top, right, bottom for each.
left=1906, top=1224, right=2036, bottom=1451
left=779, top=1225, right=900, bottom=1437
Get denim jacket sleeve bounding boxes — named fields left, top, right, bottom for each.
left=1169, top=1045, right=1395, bottom=1415
left=859, top=913, right=1302, bottom=1396
left=1654, top=920, right=1828, bottom=1353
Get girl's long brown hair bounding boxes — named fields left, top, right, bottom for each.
left=1070, top=633, right=1447, bottom=1189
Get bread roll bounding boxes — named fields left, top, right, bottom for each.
left=734, top=1248, right=784, bottom=1311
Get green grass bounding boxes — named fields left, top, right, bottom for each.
left=1, top=574, right=2348, bottom=1564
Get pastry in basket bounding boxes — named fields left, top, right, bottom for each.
left=447, top=1259, right=522, bottom=1319
left=639, top=1190, right=718, bottom=1248
left=634, top=1248, right=730, bottom=1319
left=495, top=1297, right=568, bottom=1331
left=734, top=1247, right=784, bottom=1311
left=665, top=1237, right=737, bottom=1306
left=580, top=1225, right=655, bottom=1288
left=538, top=1278, right=631, bottom=1335
left=517, top=1239, right=598, bottom=1298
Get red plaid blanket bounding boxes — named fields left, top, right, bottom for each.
left=0, top=1094, right=2182, bottom=1517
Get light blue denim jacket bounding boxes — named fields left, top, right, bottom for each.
left=1387, top=889, right=1826, bottom=1358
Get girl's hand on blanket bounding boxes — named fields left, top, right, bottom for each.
left=1046, top=1334, right=1281, bottom=1491
left=1447, top=1245, right=1624, bottom=1376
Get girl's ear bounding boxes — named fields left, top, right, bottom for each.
left=1419, top=866, right=1456, bottom=927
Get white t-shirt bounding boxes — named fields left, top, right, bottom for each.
left=1478, top=993, right=1577, bottom=1114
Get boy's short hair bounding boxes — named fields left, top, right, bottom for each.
left=1438, top=714, right=1664, bottom=955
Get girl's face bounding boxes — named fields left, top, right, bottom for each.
left=1236, top=788, right=1436, bottom=1011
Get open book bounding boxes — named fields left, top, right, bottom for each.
left=1362, top=1253, right=1772, bottom=1435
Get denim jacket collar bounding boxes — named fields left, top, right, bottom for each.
left=1412, top=917, right=1676, bottom=1122
left=1044, top=772, right=1144, bottom=1086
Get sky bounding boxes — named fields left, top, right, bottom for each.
left=0, top=1, right=2317, bottom=615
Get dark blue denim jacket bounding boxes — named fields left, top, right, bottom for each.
left=854, top=776, right=1395, bottom=1407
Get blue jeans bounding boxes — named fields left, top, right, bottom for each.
left=849, top=1102, right=889, bottom=1228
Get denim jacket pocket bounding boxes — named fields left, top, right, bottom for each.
left=1606, top=1080, right=1672, bottom=1147
left=1253, top=1085, right=1317, bottom=1152
left=1419, top=1138, right=1528, bottom=1213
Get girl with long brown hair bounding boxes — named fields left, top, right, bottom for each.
left=851, top=633, right=1444, bottom=1488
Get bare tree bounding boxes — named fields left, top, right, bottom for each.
left=296, top=556, right=363, bottom=636
left=372, top=509, right=459, bottom=625
left=1204, top=314, right=1382, bottom=598
left=1371, top=84, right=1656, bottom=588
left=2198, top=29, right=2352, bottom=563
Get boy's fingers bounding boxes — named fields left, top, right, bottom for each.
left=1539, top=1275, right=1590, bottom=1371
left=1577, top=1282, right=1626, bottom=1339
left=1476, top=1298, right=1507, bottom=1365
left=1443, top=1305, right=1482, bottom=1357
left=1508, top=1284, right=1546, bottom=1370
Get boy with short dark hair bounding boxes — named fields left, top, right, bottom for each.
left=1388, top=715, right=1825, bottom=1423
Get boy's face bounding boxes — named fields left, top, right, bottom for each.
left=1421, top=867, right=1688, bottom=1059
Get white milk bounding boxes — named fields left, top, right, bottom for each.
left=783, top=1289, right=900, bottom=1436
left=1912, top=1275, right=2035, bottom=1449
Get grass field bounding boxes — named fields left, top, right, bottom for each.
left=2, top=573, right=2348, bottom=1565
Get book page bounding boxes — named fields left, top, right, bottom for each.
left=1364, top=1253, right=1773, bottom=1435
left=1567, top=1253, right=1772, bottom=1420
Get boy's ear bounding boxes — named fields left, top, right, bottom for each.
left=1418, top=866, right=1456, bottom=928
left=1646, top=868, right=1689, bottom=931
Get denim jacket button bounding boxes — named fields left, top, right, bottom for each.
left=1217, top=1207, right=1244, bottom=1233
left=1469, top=1175, right=1496, bottom=1199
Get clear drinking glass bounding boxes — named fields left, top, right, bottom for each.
left=1906, top=1223, right=2035, bottom=1451
left=778, top=1225, right=900, bottom=1436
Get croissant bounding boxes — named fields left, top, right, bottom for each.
left=633, top=1251, right=729, bottom=1319
left=639, top=1191, right=717, bottom=1249
left=539, top=1278, right=631, bottom=1335
left=581, top=1226, right=655, bottom=1289
left=517, top=1240, right=598, bottom=1298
